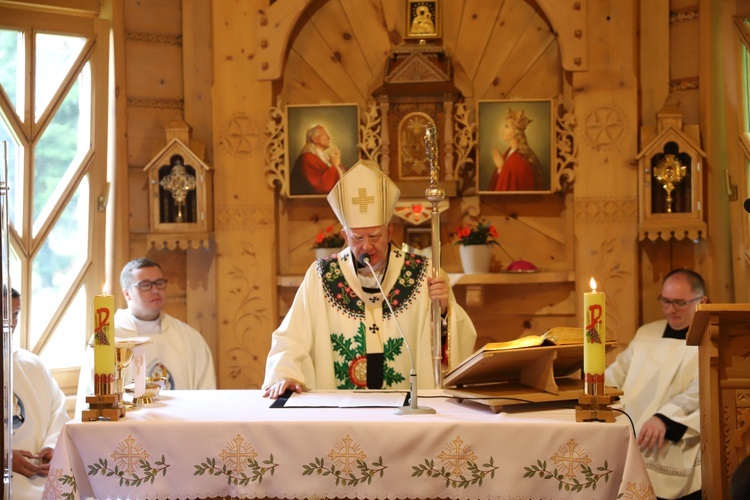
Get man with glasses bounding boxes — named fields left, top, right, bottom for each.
left=605, top=269, right=706, bottom=500
left=263, top=160, right=477, bottom=398
left=76, top=258, right=216, bottom=415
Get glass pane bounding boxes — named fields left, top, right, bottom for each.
left=39, top=287, right=86, bottom=369
left=29, top=176, right=89, bottom=349
left=32, top=63, right=91, bottom=236
left=0, top=116, right=24, bottom=234
left=35, top=33, right=85, bottom=122
left=0, top=29, right=25, bottom=117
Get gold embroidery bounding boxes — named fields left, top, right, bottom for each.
left=219, top=434, right=258, bottom=473
left=327, top=435, right=367, bottom=474
left=437, top=436, right=478, bottom=475
left=112, top=435, right=150, bottom=474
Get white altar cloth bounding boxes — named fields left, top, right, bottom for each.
left=43, top=390, right=654, bottom=499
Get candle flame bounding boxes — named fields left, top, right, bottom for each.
left=589, top=277, right=597, bottom=291
left=101, top=282, right=109, bottom=295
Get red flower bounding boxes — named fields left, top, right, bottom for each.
left=312, top=226, right=345, bottom=249
left=454, top=220, right=499, bottom=246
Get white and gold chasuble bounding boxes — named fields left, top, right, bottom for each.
left=264, top=246, right=477, bottom=390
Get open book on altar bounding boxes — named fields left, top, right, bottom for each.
left=443, top=327, right=617, bottom=411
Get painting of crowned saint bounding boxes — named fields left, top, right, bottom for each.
left=286, top=104, right=359, bottom=197
left=478, top=100, right=553, bottom=194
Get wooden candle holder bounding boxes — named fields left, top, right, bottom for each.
left=82, top=394, right=126, bottom=422
left=575, top=392, right=618, bottom=423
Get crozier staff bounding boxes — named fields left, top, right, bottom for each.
left=263, top=159, right=477, bottom=398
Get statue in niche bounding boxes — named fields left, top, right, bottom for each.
left=159, top=154, right=197, bottom=223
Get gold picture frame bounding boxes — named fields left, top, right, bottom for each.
left=286, top=104, right=360, bottom=198
left=477, top=99, right=554, bottom=194
left=405, top=0, right=440, bottom=40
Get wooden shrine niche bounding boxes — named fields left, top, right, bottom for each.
left=143, top=120, right=213, bottom=250
left=372, top=41, right=461, bottom=199
left=636, top=104, right=706, bottom=241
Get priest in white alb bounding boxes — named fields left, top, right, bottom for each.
left=605, top=269, right=705, bottom=500
left=263, top=159, right=477, bottom=398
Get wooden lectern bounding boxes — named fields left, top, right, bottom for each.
left=687, top=303, right=750, bottom=500
left=443, top=330, right=619, bottom=413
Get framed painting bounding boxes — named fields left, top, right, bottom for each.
left=405, top=0, right=440, bottom=40
left=404, top=227, right=432, bottom=258
left=397, top=111, right=435, bottom=179
left=286, top=104, right=359, bottom=198
left=477, top=99, right=553, bottom=194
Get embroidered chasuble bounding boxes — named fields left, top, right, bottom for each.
left=264, top=246, right=477, bottom=390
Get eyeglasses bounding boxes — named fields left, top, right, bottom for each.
left=348, top=232, right=384, bottom=245
left=657, top=295, right=703, bottom=308
left=129, top=279, right=168, bottom=292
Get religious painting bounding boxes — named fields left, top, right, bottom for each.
left=477, top=99, right=553, bottom=194
left=398, top=111, right=436, bottom=179
left=286, top=104, right=359, bottom=198
left=405, top=0, right=440, bottom=40
left=404, top=227, right=432, bottom=258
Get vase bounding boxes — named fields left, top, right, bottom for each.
left=314, top=247, right=342, bottom=260
left=459, top=245, right=492, bottom=273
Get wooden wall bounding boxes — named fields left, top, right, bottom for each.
left=108, top=0, right=743, bottom=390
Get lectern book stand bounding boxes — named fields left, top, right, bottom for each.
left=444, top=328, right=619, bottom=413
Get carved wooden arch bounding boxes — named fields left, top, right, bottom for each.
left=255, top=0, right=588, bottom=81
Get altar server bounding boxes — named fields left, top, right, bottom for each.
left=263, top=159, right=477, bottom=398
left=605, top=269, right=706, bottom=500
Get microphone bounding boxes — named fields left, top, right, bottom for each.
left=744, top=198, right=750, bottom=213
left=358, top=252, right=435, bottom=415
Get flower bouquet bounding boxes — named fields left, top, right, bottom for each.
left=313, top=226, right=345, bottom=249
left=454, top=220, right=498, bottom=273
left=312, top=226, right=345, bottom=259
left=454, top=220, right=499, bottom=246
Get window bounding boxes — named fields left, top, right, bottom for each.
left=0, top=7, right=111, bottom=390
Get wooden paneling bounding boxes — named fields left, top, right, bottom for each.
left=451, top=1, right=506, bottom=80
left=122, top=0, right=181, bottom=35
left=125, top=107, right=181, bottom=166
left=104, top=0, right=741, bottom=410
left=124, top=40, right=183, bottom=99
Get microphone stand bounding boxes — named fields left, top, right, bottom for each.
left=361, top=256, right=435, bottom=415
left=424, top=122, right=445, bottom=389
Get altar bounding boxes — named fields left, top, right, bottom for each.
left=43, top=390, right=654, bottom=499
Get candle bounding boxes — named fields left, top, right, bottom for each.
left=93, top=291, right=115, bottom=395
left=583, top=277, right=605, bottom=395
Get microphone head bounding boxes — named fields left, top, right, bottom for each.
left=358, top=253, right=371, bottom=266
left=744, top=198, right=750, bottom=213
